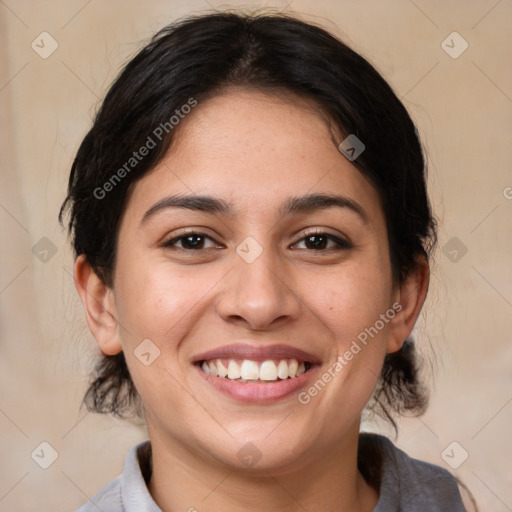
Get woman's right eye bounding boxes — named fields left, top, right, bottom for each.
left=162, top=232, right=221, bottom=251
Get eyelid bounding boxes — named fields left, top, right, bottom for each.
left=292, top=226, right=352, bottom=243
left=161, top=226, right=220, bottom=242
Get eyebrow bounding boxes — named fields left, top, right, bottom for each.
left=140, top=192, right=368, bottom=225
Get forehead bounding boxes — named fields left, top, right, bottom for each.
left=168, top=87, right=340, bottom=181
left=124, top=88, right=382, bottom=223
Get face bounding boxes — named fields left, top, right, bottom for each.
left=84, top=88, right=419, bottom=473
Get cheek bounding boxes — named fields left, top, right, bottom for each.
left=112, top=262, right=222, bottom=425
left=113, top=255, right=218, bottom=348
left=314, top=263, right=392, bottom=344
left=307, top=261, right=394, bottom=406
left=304, top=271, right=393, bottom=424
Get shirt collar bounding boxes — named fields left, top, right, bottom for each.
left=121, top=440, right=162, bottom=512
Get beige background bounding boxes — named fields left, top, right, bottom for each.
left=0, top=0, right=511, bottom=510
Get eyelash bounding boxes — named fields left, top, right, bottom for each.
left=161, top=230, right=353, bottom=252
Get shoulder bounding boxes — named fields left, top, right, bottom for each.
left=359, top=433, right=468, bottom=512
left=74, top=474, right=123, bottom=512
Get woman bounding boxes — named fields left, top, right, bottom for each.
left=60, top=11, right=474, bottom=511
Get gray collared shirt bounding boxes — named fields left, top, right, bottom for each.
left=75, top=433, right=467, bottom=511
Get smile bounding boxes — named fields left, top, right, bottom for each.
left=200, top=358, right=312, bottom=382
left=193, top=343, right=320, bottom=402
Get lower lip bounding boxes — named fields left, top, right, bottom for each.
left=195, top=365, right=318, bottom=403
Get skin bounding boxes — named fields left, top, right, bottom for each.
left=75, top=87, right=429, bottom=512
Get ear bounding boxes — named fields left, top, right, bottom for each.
left=73, top=254, right=122, bottom=356
left=387, top=255, right=430, bottom=354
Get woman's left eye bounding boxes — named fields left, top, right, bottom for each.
left=292, top=232, right=352, bottom=251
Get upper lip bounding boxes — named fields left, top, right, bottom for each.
left=193, top=343, right=321, bottom=364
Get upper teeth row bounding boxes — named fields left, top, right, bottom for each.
left=201, top=359, right=306, bottom=381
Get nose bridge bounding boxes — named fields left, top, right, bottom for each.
left=216, top=238, right=301, bottom=330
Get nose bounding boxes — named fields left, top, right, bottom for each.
left=215, top=248, right=302, bottom=331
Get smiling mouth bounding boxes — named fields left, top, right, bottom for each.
left=198, top=358, right=313, bottom=383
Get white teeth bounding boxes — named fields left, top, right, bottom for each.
left=288, top=359, right=298, bottom=378
left=227, top=360, right=241, bottom=379
left=277, top=360, right=289, bottom=379
left=241, top=360, right=260, bottom=380
left=216, top=359, right=228, bottom=378
left=208, top=361, right=218, bottom=376
left=260, top=360, right=278, bottom=380
left=201, top=358, right=310, bottom=382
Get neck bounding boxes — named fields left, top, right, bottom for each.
left=147, top=426, right=379, bottom=512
